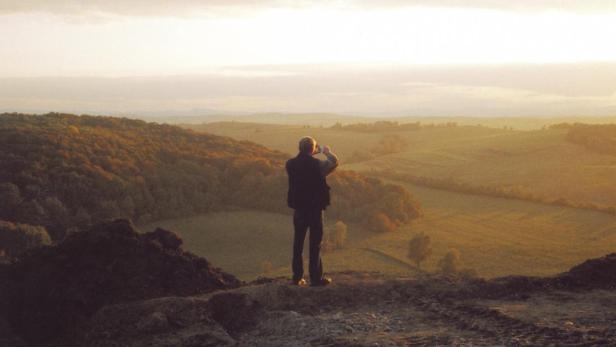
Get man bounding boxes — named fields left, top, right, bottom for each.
left=286, top=136, right=339, bottom=287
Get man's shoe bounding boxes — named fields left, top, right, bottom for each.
left=291, top=278, right=307, bottom=286
left=310, top=277, right=332, bottom=287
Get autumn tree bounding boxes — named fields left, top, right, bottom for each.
left=0, top=112, right=422, bottom=242
left=0, top=220, right=51, bottom=258
left=370, top=213, right=397, bottom=232
left=407, top=233, right=432, bottom=270
left=0, top=182, right=21, bottom=219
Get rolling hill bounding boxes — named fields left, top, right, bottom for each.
left=0, top=113, right=420, bottom=248
left=179, top=120, right=616, bottom=279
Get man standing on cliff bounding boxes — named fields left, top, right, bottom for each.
left=286, top=136, right=339, bottom=287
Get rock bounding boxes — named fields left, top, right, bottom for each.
left=142, top=227, right=183, bottom=250
left=558, top=253, right=616, bottom=289
left=134, top=311, right=169, bottom=333
left=80, top=296, right=235, bottom=347
left=208, top=292, right=263, bottom=335
left=0, top=219, right=241, bottom=346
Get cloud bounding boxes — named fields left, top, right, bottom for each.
left=352, top=0, right=616, bottom=12
left=0, top=0, right=614, bottom=17
left=2, top=63, right=616, bottom=116
left=0, top=0, right=287, bottom=17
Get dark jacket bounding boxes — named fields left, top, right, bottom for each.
left=286, top=152, right=331, bottom=210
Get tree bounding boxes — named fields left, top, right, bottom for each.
left=370, top=213, right=397, bottom=232
left=0, top=182, right=22, bottom=219
left=438, top=249, right=461, bottom=275
left=0, top=220, right=51, bottom=259
left=333, top=220, right=347, bottom=249
left=407, top=233, right=432, bottom=270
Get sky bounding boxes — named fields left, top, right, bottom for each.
left=1, top=0, right=616, bottom=117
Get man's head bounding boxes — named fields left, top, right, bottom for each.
left=299, top=136, right=317, bottom=155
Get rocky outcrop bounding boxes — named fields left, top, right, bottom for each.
left=1, top=219, right=614, bottom=347
left=80, top=296, right=236, bottom=347
left=454, top=252, right=616, bottom=300
left=558, top=252, right=616, bottom=289
left=78, top=268, right=616, bottom=347
left=0, top=219, right=240, bottom=346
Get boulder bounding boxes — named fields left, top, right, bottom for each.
left=0, top=219, right=240, bottom=346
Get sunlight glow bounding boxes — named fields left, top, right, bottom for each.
left=2, top=6, right=616, bottom=76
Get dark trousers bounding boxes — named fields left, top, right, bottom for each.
left=292, top=208, right=324, bottom=282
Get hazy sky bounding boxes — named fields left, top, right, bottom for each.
left=2, top=1, right=616, bottom=116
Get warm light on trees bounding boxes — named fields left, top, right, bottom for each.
left=0, top=112, right=422, bottom=250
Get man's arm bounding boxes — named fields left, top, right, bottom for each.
left=319, top=147, right=339, bottom=176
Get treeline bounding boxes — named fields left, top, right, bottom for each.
left=551, top=123, right=616, bottom=155
left=331, top=120, right=421, bottom=132
left=371, top=169, right=616, bottom=216
left=330, top=120, right=459, bottom=132
left=347, top=134, right=409, bottom=163
left=0, top=113, right=421, bottom=244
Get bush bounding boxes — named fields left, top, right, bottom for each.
left=370, top=213, right=397, bottom=232
left=407, top=233, right=432, bottom=270
left=0, top=220, right=51, bottom=258
left=438, top=249, right=461, bottom=275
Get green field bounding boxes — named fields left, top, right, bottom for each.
left=160, top=121, right=616, bottom=281
left=189, top=122, right=616, bottom=207
left=141, top=210, right=416, bottom=281
left=142, top=180, right=616, bottom=280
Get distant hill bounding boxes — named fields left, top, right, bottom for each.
left=0, top=113, right=420, bottom=243
left=557, top=122, right=616, bottom=155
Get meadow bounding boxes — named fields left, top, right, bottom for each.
left=142, top=179, right=616, bottom=280
left=188, top=121, right=616, bottom=208
left=156, top=119, right=616, bottom=281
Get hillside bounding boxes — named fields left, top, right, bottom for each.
left=190, top=120, right=616, bottom=212
left=0, top=113, right=420, bottom=247
left=1, top=220, right=615, bottom=346
left=180, top=120, right=616, bottom=279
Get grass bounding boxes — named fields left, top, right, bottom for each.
left=372, top=181, right=616, bottom=278
left=167, top=121, right=616, bottom=281
left=140, top=210, right=416, bottom=281
left=192, top=123, right=616, bottom=207
left=141, top=181, right=616, bottom=281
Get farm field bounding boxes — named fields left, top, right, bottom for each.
left=140, top=210, right=417, bottom=281
left=142, top=179, right=616, bottom=281
left=165, top=121, right=616, bottom=281
left=189, top=122, right=616, bottom=208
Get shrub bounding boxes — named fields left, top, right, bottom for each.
left=0, top=220, right=51, bottom=258
left=438, top=249, right=461, bottom=275
left=407, top=233, right=432, bottom=270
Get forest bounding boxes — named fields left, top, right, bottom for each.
left=556, top=123, right=616, bottom=155
left=0, top=113, right=421, bottom=255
